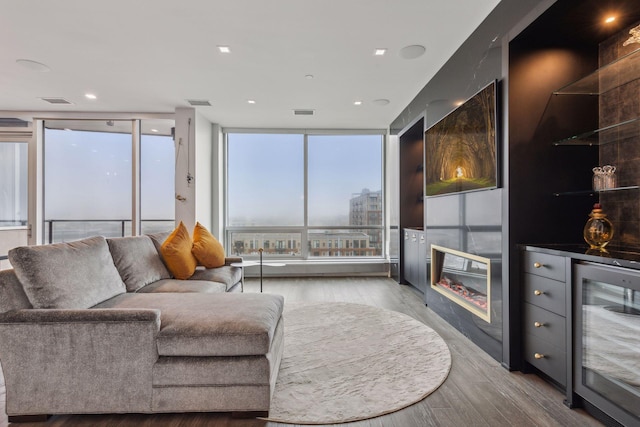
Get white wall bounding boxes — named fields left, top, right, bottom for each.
left=211, top=124, right=224, bottom=238
left=174, top=107, right=215, bottom=233
left=386, top=133, right=399, bottom=261
left=195, top=111, right=213, bottom=230
left=174, top=108, right=197, bottom=231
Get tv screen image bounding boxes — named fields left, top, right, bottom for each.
left=424, top=80, right=497, bottom=197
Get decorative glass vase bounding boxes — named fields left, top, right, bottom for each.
left=583, top=203, right=614, bottom=250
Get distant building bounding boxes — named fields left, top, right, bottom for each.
left=230, top=230, right=375, bottom=257
left=349, top=188, right=382, bottom=252
left=308, top=230, right=374, bottom=257
left=229, top=188, right=383, bottom=258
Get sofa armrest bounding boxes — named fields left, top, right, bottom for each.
left=0, top=308, right=160, bottom=416
left=225, top=256, right=243, bottom=265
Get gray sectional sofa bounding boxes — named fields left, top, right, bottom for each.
left=0, top=234, right=284, bottom=421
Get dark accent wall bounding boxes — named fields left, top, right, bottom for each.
left=599, top=19, right=640, bottom=248
left=391, top=0, right=552, bottom=365
left=398, top=116, right=426, bottom=287
left=399, top=116, right=425, bottom=230
left=391, top=0, right=640, bottom=369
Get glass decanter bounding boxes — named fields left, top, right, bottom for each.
left=583, top=203, right=614, bottom=250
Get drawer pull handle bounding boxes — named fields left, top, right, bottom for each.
left=534, top=290, right=544, bottom=296
left=534, top=321, right=544, bottom=328
left=534, top=353, right=545, bottom=359
left=533, top=262, right=543, bottom=268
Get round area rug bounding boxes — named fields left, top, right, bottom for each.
left=264, top=301, right=452, bottom=424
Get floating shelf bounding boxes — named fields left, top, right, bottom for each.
left=552, top=118, right=640, bottom=146
left=553, top=185, right=640, bottom=197
left=553, top=48, right=640, bottom=95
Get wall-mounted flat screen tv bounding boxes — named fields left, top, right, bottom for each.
left=424, top=80, right=497, bottom=197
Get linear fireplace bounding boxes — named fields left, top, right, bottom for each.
left=430, top=244, right=491, bottom=322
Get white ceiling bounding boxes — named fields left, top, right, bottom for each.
left=0, top=0, right=500, bottom=129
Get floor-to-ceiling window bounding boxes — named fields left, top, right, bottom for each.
left=0, top=142, right=28, bottom=228
left=44, top=119, right=174, bottom=243
left=140, top=123, right=176, bottom=234
left=0, top=139, right=29, bottom=268
left=225, top=131, right=384, bottom=259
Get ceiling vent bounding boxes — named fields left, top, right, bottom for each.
left=293, top=109, right=315, bottom=116
left=186, top=99, right=212, bottom=106
left=40, top=97, right=73, bottom=105
left=0, top=118, right=30, bottom=127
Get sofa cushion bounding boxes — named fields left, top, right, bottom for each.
left=136, top=278, right=226, bottom=293
left=94, top=292, right=284, bottom=356
left=153, top=354, right=272, bottom=386
left=107, top=235, right=171, bottom=292
left=191, top=222, right=225, bottom=268
left=8, top=236, right=126, bottom=309
left=160, top=222, right=197, bottom=280
left=147, top=230, right=172, bottom=255
left=0, top=269, right=33, bottom=314
left=189, top=266, right=242, bottom=291
left=153, top=318, right=283, bottom=387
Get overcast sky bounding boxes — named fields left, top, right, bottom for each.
left=45, top=129, right=174, bottom=220
left=44, top=130, right=382, bottom=226
left=227, top=133, right=382, bottom=226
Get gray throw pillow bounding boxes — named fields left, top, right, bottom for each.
left=8, top=236, right=126, bottom=309
left=0, top=269, right=33, bottom=314
left=107, top=236, right=171, bottom=292
left=147, top=230, right=173, bottom=274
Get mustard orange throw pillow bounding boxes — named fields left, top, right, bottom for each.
left=191, top=222, right=226, bottom=268
left=160, top=221, right=197, bottom=279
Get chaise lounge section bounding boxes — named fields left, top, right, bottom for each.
left=0, top=235, right=284, bottom=420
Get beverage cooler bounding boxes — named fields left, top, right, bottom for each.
left=574, top=262, right=640, bottom=426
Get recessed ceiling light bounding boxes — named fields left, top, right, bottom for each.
left=454, top=100, right=464, bottom=107
left=605, top=16, right=616, bottom=24
left=16, top=59, right=51, bottom=72
left=374, top=48, right=387, bottom=56
left=151, top=129, right=158, bottom=133
left=400, top=45, right=426, bottom=59
left=247, top=99, right=256, bottom=104
left=85, top=93, right=97, bottom=100
left=354, top=101, right=362, bottom=106
left=305, top=74, right=314, bottom=79
left=218, top=46, right=231, bottom=53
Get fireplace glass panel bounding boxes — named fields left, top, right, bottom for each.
left=581, top=278, right=640, bottom=419
left=430, top=245, right=491, bottom=322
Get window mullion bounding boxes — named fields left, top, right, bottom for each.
left=131, top=120, right=141, bottom=236
left=302, top=134, right=309, bottom=259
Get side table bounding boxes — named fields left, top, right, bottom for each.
left=230, top=248, right=285, bottom=293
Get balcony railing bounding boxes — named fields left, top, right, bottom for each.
left=45, top=219, right=174, bottom=244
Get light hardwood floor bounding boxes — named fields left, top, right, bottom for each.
left=0, top=277, right=603, bottom=427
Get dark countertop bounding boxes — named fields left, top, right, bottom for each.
left=521, top=243, right=640, bottom=271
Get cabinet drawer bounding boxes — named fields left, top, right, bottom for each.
left=522, top=251, right=565, bottom=282
left=523, top=273, right=566, bottom=315
left=523, top=302, right=566, bottom=350
left=524, top=333, right=566, bottom=387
